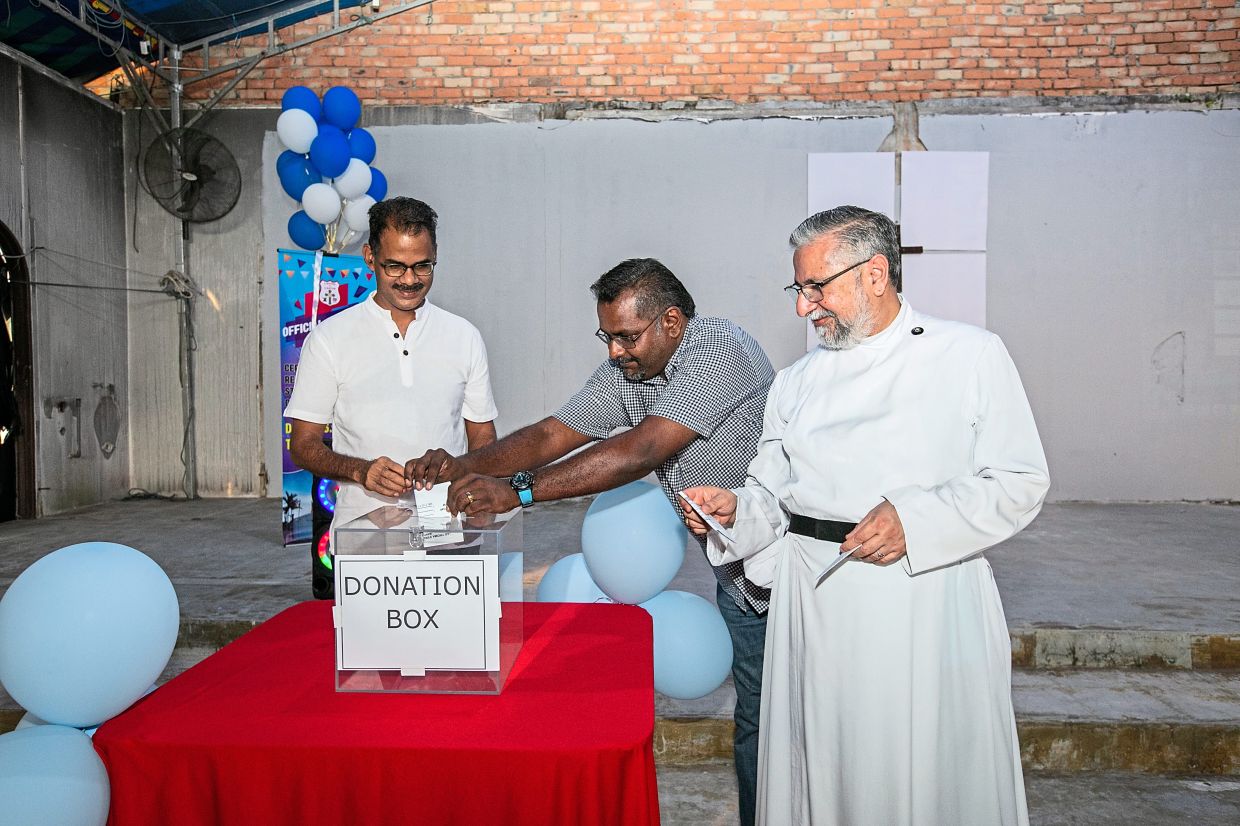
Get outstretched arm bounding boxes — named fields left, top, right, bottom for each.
left=406, top=416, right=592, bottom=490
left=447, top=415, right=698, bottom=515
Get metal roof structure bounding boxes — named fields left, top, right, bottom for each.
left=1, top=0, right=429, bottom=87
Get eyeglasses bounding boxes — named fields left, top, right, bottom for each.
left=783, top=257, right=871, bottom=302
left=378, top=259, right=436, bottom=279
left=594, top=308, right=670, bottom=350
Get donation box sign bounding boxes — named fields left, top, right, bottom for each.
left=334, top=555, right=501, bottom=674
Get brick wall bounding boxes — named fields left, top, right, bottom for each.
left=145, top=0, right=1240, bottom=105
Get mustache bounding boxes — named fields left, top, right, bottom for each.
left=392, top=283, right=424, bottom=292
left=809, top=308, right=837, bottom=321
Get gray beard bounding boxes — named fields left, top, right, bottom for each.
left=810, top=294, right=875, bottom=351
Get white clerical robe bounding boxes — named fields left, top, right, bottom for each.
left=707, top=299, right=1049, bottom=826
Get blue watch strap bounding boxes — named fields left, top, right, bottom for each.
left=517, top=487, right=534, bottom=507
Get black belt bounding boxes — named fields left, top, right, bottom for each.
left=788, top=514, right=857, bottom=544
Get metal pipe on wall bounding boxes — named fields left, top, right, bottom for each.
left=170, top=50, right=198, bottom=499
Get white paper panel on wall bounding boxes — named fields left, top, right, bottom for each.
left=900, top=151, right=989, bottom=251
left=807, top=152, right=895, bottom=217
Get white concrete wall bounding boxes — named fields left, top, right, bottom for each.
left=249, top=108, right=1239, bottom=503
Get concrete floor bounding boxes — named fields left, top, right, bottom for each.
left=656, top=765, right=1240, bottom=825
left=1, top=496, right=1238, bottom=822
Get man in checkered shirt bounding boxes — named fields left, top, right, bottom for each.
left=406, top=257, right=775, bottom=826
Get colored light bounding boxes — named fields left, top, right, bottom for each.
left=316, top=477, right=338, bottom=513
left=316, top=532, right=333, bottom=571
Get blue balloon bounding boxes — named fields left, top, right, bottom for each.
left=309, top=124, right=350, bottom=179
left=278, top=154, right=321, bottom=201
left=581, top=481, right=687, bottom=604
left=0, top=542, right=178, bottom=729
left=276, top=149, right=304, bottom=176
left=348, top=127, right=377, bottom=163
left=366, top=167, right=388, bottom=201
left=0, top=726, right=110, bottom=825
left=288, top=210, right=326, bottom=251
left=322, top=86, right=362, bottom=131
left=640, top=590, right=734, bottom=700
left=537, top=553, right=610, bottom=603
left=281, top=85, right=322, bottom=120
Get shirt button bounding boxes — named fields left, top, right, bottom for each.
left=402, top=350, right=409, bottom=356
left=911, top=327, right=924, bottom=335
left=393, top=333, right=399, bottom=338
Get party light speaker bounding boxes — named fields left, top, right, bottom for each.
left=311, top=475, right=338, bottom=599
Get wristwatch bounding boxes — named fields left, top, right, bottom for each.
left=510, top=470, right=535, bottom=508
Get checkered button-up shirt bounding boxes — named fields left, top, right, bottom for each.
left=555, top=315, right=775, bottom=613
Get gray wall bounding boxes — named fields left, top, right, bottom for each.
left=257, top=109, right=1240, bottom=503
left=126, top=108, right=272, bottom=497
left=0, top=51, right=130, bottom=515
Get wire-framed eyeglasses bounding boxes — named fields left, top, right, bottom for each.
left=378, top=259, right=436, bottom=279
left=783, top=257, right=871, bottom=302
left=594, top=308, right=670, bottom=350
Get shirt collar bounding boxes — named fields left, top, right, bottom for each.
left=363, top=292, right=434, bottom=324
left=858, top=295, right=907, bottom=349
left=659, top=315, right=702, bottom=382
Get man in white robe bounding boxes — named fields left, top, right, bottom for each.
left=682, top=206, right=1049, bottom=826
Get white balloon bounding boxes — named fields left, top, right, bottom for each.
left=343, top=195, right=376, bottom=232
left=276, top=108, right=318, bottom=154
left=302, top=183, right=342, bottom=225
left=333, top=158, right=373, bottom=200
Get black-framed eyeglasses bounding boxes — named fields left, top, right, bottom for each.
left=594, top=308, right=670, bottom=350
left=783, top=257, right=872, bottom=302
left=378, top=259, right=436, bottom=279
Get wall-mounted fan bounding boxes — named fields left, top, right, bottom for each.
left=141, top=127, right=241, bottom=223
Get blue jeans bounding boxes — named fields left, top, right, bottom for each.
left=716, top=583, right=768, bottom=826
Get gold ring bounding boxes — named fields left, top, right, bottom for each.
left=465, top=491, right=475, bottom=503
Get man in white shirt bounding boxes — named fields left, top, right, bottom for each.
left=285, top=197, right=498, bottom=537
left=683, top=206, right=1050, bottom=826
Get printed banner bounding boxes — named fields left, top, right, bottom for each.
left=278, top=248, right=375, bottom=545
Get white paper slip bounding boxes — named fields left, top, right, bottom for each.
left=815, top=550, right=855, bottom=587
left=677, top=491, right=736, bottom=543
left=415, top=482, right=454, bottom=522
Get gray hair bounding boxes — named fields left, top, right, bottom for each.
left=789, top=205, right=902, bottom=291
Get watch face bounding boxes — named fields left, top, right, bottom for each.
left=511, top=470, right=534, bottom=490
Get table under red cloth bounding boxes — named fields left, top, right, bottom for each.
left=94, top=601, right=659, bottom=826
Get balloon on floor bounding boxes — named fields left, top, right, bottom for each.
left=0, top=725, right=110, bottom=826
left=640, top=590, right=734, bottom=700
left=537, top=552, right=610, bottom=603
left=0, top=542, right=179, bottom=728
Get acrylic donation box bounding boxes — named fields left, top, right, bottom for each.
left=332, top=497, right=523, bottom=695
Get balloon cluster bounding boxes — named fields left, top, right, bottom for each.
left=537, top=481, right=734, bottom=700
left=276, top=85, right=389, bottom=253
left=0, top=542, right=180, bottom=825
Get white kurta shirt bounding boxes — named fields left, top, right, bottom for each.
left=707, top=299, right=1049, bottom=826
left=285, top=295, right=498, bottom=532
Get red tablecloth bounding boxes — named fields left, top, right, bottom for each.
left=94, top=601, right=659, bottom=826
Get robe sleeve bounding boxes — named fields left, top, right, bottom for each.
left=703, top=370, right=793, bottom=587
left=885, top=335, right=1050, bottom=575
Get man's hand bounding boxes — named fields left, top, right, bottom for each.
left=405, top=449, right=467, bottom=491
left=679, top=486, right=738, bottom=536
left=360, top=456, right=412, bottom=498
left=842, top=500, right=906, bottom=566
left=446, top=473, right=519, bottom=516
